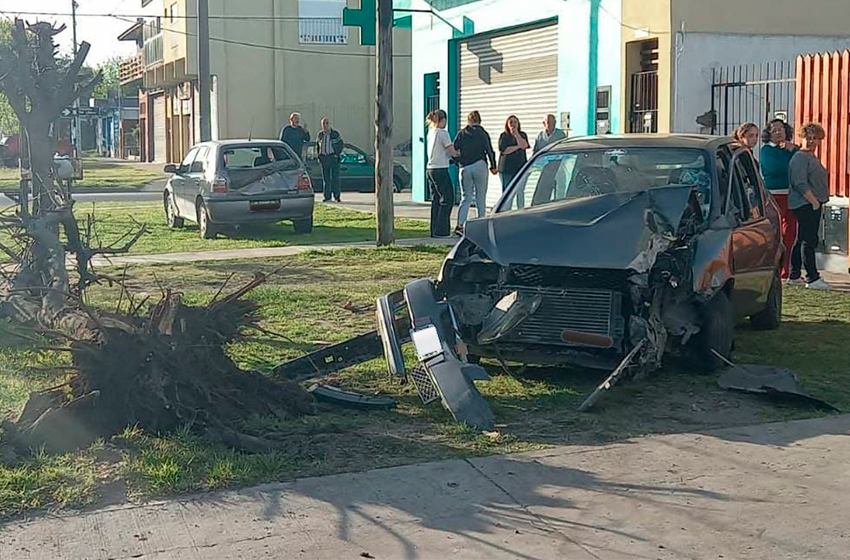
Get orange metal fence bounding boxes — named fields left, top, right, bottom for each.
left=796, top=51, right=850, bottom=198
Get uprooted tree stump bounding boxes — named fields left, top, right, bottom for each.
left=0, top=20, right=318, bottom=456
left=2, top=273, right=317, bottom=455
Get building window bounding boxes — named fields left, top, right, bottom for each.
left=298, top=0, right=348, bottom=45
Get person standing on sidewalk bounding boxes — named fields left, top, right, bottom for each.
left=760, top=119, right=798, bottom=279
left=426, top=110, right=459, bottom=237
left=316, top=118, right=344, bottom=203
left=279, top=112, right=311, bottom=161
left=788, top=123, right=830, bottom=290
left=498, top=115, right=530, bottom=206
left=453, top=110, right=497, bottom=235
left=533, top=114, right=566, bottom=154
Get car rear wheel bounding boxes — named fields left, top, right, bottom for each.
left=393, top=176, right=403, bottom=193
left=164, top=193, right=184, bottom=228
left=689, top=290, right=735, bottom=374
left=293, top=216, right=313, bottom=234
left=197, top=200, right=218, bottom=239
left=750, top=271, right=782, bottom=330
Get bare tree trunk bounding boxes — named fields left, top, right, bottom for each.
left=375, top=0, right=395, bottom=247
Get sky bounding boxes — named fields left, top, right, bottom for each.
left=1, top=0, right=140, bottom=65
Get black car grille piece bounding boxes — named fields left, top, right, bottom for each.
left=497, top=285, right=625, bottom=348
left=510, top=265, right=632, bottom=291
left=410, top=364, right=440, bottom=405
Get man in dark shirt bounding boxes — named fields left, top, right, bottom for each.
left=279, top=112, right=310, bottom=161
left=453, top=111, right=497, bottom=233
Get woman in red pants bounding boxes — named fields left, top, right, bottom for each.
left=760, top=119, right=798, bottom=279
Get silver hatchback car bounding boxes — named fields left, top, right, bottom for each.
left=163, top=140, right=315, bottom=238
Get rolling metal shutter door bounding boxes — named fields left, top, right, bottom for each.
left=459, top=23, right=558, bottom=209
left=152, top=95, right=166, bottom=162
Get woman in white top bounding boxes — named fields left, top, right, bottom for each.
left=426, top=109, right=460, bottom=237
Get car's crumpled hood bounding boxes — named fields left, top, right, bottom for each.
left=462, top=186, right=700, bottom=269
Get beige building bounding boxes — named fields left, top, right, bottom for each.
left=120, top=0, right=412, bottom=163
left=621, top=0, right=850, bottom=134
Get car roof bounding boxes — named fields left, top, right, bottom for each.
left=548, top=134, right=732, bottom=152
left=196, top=139, right=288, bottom=149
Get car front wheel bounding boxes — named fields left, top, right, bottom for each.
left=750, top=271, right=782, bottom=330
left=197, top=200, right=218, bottom=239
left=689, top=290, right=735, bottom=374
left=165, top=193, right=184, bottom=228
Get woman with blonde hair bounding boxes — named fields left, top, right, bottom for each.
left=425, top=109, right=459, bottom=237
left=787, top=123, right=830, bottom=289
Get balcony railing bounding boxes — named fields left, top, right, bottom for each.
left=119, top=54, right=144, bottom=84
left=144, top=34, right=163, bottom=66
left=299, top=17, right=348, bottom=45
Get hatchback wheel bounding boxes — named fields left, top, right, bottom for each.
left=165, top=193, right=184, bottom=228
left=393, top=177, right=403, bottom=193
left=689, top=290, right=735, bottom=374
left=197, top=200, right=217, bottom=239
left=293, top=215, right=313, bottom=234
left=750, top=271, right=782, bottom=330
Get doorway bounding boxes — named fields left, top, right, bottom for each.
left=423, top=72, right=440, bottom=201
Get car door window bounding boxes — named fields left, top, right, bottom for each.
left=179, top=148, right=198, bottom=174
left=738, top=152, right=764, bottom=220
left=729, top=157, right=752, bottom=222
left=191, top=147, right=208, bottom=173
left=716, top=150, right=730, bottom=210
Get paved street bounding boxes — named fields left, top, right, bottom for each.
left=1, top=414, right=847, bottom=560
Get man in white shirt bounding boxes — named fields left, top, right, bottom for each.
left=533, top=114, right=567, bottom=154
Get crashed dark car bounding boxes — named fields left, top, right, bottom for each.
left=377, top=135, right=784, bottom=428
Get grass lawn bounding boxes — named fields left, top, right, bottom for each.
left=0, top=246, right=848, bottom=518
left=0, top=201, right=431, bottom=258
left=0, top=158, right=166, bottom=191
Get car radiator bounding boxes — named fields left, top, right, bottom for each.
left=497, top=285, right=625, bottom=348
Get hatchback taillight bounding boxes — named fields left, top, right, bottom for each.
left=212, top=175, right=228, bottom=194
left=297, top=173, right=312, bottom=192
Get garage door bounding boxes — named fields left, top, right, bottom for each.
left=458, top=22, right=559, bottom=208
left=152, top=94, right=166, bottom=163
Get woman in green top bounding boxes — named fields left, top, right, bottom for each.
left=760, top=119, right=798, bottom=279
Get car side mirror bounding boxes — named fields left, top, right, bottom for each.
left=164, top=164, right=178, bottom=174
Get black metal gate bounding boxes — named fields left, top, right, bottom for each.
left=710, top=61, right=796, bottom=145
left=628, top=70, right=658, bottom=133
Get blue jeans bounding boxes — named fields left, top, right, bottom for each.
left=500, top=170, right=522, bottom=208
left=458, top=160, right=489, bottom=226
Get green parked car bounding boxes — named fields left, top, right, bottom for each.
left=305, top=143, right=410, bottom=193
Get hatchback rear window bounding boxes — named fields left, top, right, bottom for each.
left=222, top=146, right=296, bottom=170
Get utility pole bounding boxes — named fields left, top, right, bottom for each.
left=374, top=0, right=394, bottom=246
left=197, top=0, right=212, bottom=142
left=71, top=0, right=81, bottom=156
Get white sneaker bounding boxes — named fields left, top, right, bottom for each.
left=786, top=277, right=805, bottom=286
left=806, top=278, right=830, bottom=290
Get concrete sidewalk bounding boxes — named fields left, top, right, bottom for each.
left=89, top=236, right=456, bottom=267
left=2, top=415, right=847, bottom=559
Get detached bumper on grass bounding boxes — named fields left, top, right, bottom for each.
left=377, top=279, right=495, bottom=430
